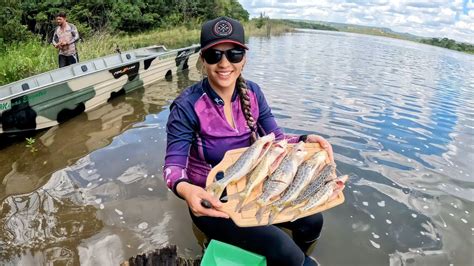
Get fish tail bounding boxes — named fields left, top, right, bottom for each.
left=233, top=193, right=247, bottom=212
left=206, top=183, right=225, bottom=199
left=240, top=199, right=257, bottom=212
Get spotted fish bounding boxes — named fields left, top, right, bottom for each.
left=206, top=133, right=275, bottom=199
left=229, top=139, right=289, bottom=212
left=242, top=141, right=307, bottom=222
left=291, top=175, right=347, bottom=221
left=266, top=150, right=328, bottom=224
left=288, top=163, right=337, bottom=207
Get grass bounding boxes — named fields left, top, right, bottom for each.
left=0, top=20, right=292, bottom=86
left=0, top=39, right=57, bottom=85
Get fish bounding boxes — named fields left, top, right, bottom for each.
left=229, top=139, right=289, bottom=212
left=287, top=163, right=337, bottom=208
left=206, top=133, right=275, bottom=199
left=266, top=150, right=328, bottom=224
left=290, top=175, right=347, bottom=221
left=243, top=141, right=307, bottom=222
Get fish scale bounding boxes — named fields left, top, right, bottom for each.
left=273, top=150, right=327, bottom=206
left=251, top=142, right=307, bottom=222
left=301, top=181, right=336, bottom=212
left=289, top=163, right=336, bottom=206
left=206, top=133, right=275, bottom=198
left=258, top=142, right=307, bottom=203
left=231, top=140, right=288, bottom=212
left=266, top=151, right=327, bottom=224
left=291, top=180, right=338, bottom=221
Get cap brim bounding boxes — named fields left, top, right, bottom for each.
left=201, top=40, right=248, bottom=51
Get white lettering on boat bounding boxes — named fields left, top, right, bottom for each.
left=113, top=65, right=137, bottom=76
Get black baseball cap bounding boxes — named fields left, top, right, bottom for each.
left=200, top=16, right=248, bottom=51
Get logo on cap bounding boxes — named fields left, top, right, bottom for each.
left=213, top=20, right=233, bottom=37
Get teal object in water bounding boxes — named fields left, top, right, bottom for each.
left=201, top=240, right=266, bottom=266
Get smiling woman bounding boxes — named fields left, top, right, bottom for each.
left=162, top=16, right=335, bottom=266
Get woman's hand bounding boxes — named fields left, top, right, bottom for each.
left=176, top=182, right=230, bottom=219
left=306, top=134, right=335, bottom=163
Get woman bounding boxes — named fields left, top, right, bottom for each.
left=164, top=16, right=334, bottom=266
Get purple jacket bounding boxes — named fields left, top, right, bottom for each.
left=163, top=78, right=299, bottom=196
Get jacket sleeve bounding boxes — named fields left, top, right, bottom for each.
left=69, top=24, right=80, bottom=44
left=163, top=102, right=197, bottom=197
left=252, top=82, right=301, bottom=143
left=52, top=29, right=59, bottom=46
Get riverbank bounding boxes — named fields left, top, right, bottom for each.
left=0, top=21, right=291, bottom=86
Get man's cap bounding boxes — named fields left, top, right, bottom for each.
left=200, top=16, right=248, bottom=51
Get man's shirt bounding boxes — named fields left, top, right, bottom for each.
left=52, top=23, right=79, bottom=56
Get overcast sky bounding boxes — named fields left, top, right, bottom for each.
left=238, top=0, right=474, bottom=44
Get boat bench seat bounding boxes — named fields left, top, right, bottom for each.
left=104, top=55, right=123, bottom=68
left=37, top=74, right=53, bottom=87
left=72, top=62, right=95, bottom=76
left=147, top=46, right=166, bottom=53
left=121, top=53, right=136, bottom=61
left=50, top=68, right=74, bottom=83
left=3, top=84, right=24, bottom=98
left=0, top=88, right=10, bottom=98
left=135, top=52, right=151, bottom=58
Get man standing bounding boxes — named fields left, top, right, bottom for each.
left=52, top=12, right=80, bottom=68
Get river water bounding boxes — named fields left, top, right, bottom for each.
left=0, top=30, right=473, bottom=265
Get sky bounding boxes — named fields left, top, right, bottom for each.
left=237, top=0, right=474, bottom=44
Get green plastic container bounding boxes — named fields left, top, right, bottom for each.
left=201, top=240, right=267, bottom=266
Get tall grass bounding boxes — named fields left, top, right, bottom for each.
left=0, top=21, right=292, bottom=86
left=0, top=40, right=57, bottom=85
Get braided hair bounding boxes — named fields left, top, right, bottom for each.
left=236, top=74, right=258, bottom=144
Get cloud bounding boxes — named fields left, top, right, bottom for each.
left=238, top=0, right=474, bottom=43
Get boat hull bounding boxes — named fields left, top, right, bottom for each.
left=0, top=45, right=200, bottom=134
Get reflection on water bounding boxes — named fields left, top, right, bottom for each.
left=0, top=169, right=103, bottom=264
left=248, top=30, right=473, bottom=265
left=1, top=31, right=473, bottom=265
left=0, top=68, right=203, bottom=264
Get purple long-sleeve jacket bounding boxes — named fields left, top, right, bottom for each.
left=163, top=78, right=300, bottom=196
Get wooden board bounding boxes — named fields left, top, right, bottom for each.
left=206, top=142, right=345, bottom=227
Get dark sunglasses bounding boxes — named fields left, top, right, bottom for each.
left=202, top=48, right=246, bottom=64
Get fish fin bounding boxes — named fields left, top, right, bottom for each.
left=267, top=206, right=280, bottom=225
left=240, top=199, right=257, bottom=212
left=225, top=192, right=241, bottom=201
left=279, top=204, right=292, bottom=214
left=234, top=200, right=244, bottom=212
left=206, top=183, right=224, bottom=199
left=233, top=194, right=247, bottom=212
left=256, top=205, right=268, bottom=224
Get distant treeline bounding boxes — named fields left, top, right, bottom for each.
left=0, top=0, right=248, bottom=49
left=420, top=38, right=474, bottom=54
left=279, top=20, right=338, bottom=31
